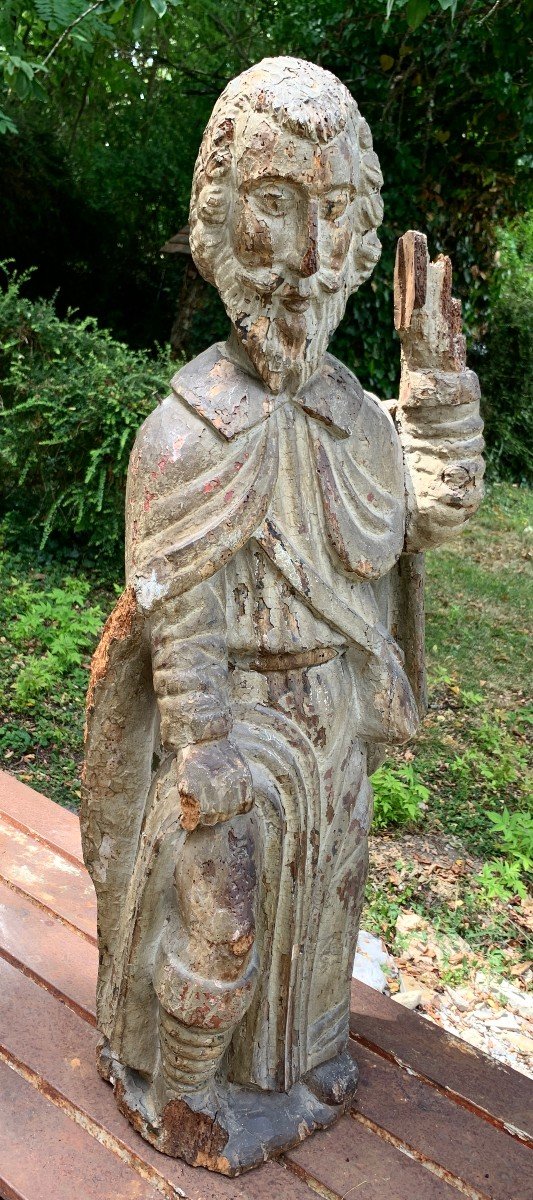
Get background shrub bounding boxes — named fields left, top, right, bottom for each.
left=0, top=267, right=170, bottom=563
left=478, top=214, right=533, bottom=484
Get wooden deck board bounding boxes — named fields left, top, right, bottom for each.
left=0, top=814, right=96, bottom=940
left=1, top=770, right=532, bottom=1199
left=0, top=772, right=83, bottom=864
left=350, top=977, right=533, bottom=1142
left=0, top=878, right=97, bottom=1023
left=0, top=1061, right=162, bottom=1200
left=286, top=1113, right=462, bottom=1199
left=352, top=1042, right=532, bottom=1199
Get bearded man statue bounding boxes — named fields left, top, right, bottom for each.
left=81, top=57, right=484, bottom=1175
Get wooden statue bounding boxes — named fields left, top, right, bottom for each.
left=81, top=57, right=484, bottom=1175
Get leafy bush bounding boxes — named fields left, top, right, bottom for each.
left=0, top=266, right=171, bottom=560
left=479, top=214, right=533, bottom=483
left=371, top=763, right=429, bottom=830
left=476, top=808, right=533, bottom=901
left=0, top=544, right=114, bottom=808
left=5, top=571, right=104, bottom=707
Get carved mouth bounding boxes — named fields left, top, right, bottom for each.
left=281, top=291, right=311, bottom=313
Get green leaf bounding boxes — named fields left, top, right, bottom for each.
left=406, top=0, right=430, bottom=29
left=149, top=0, right=167, bottom=15
left=108, top=4, right=125, bottom=24
left=132, top=0, right=157, bottom=38
left=13, top=71, right=31, bottom=99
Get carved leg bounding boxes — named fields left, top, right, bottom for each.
left=151, top=812, right=258, bottom=1153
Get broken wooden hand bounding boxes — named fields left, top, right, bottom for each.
left=393, top=230, right=485, bottom=550
left=176, top=738, right=253, bottom=832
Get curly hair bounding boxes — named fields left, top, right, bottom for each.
left=189, top=56, right=384, bottom=294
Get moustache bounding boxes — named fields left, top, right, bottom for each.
left=236, top=267, right=344, bottom=301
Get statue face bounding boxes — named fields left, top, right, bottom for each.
left=225, top=118, right=359, bottom=393
left=189, top=59, right=383, bottom=397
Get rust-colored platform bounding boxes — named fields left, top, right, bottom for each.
left=0, top=769, right=532, bottom=1200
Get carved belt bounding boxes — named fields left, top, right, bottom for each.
left=244, top=647, right=340, bottom=673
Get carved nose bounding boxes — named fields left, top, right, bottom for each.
left=292, top=200, right=320, bottom=278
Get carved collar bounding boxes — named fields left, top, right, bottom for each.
left=171, top=343, right=364, bottom=441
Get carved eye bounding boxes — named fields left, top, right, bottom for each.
left=250, top=186, right=295, bottom=217
left=321, top=189, right=352, bottom=221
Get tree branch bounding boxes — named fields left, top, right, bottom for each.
left=41, top=1, right=105, bottom=70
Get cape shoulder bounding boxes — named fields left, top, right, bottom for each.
left=125, top=379, right=278, bottom=603
left=169, top=344, right=372, bottom=442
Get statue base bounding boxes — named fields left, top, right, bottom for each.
left=98, top=1043, right=358, bottom=1175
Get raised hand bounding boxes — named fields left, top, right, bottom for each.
left=394, top=229, right=467, bottom=379
left=393, top=230, right=485, bottom=550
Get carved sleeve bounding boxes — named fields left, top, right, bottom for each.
left=394, top=370, right=485, bottom=551
left=149, top=576, right=232, bottom=753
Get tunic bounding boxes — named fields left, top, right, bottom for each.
left=81, top=340, right=483, bottom=1091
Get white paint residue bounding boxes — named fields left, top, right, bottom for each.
left=134, top=570, right=169, bottom=612
left=10, top=864, right=39, bottom=887
left=93, top=834, right=114, bottom=883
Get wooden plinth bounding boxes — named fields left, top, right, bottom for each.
left=0, top=769, right=531, bottom=1199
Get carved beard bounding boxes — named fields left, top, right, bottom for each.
left=213, top=245, right=350, bottom=395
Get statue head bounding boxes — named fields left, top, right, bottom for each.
left=189, top=56, right=383, bottom=396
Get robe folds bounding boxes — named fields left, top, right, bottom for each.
left=82, top=344, right=426, bottom=1090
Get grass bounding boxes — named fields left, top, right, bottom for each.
left=1, top=482, right=531, bottom=977
left=362, top=482, right=532, bottom=972
left=417, top=483, right=531, bottom=857
left=0, top=544, right=118, bottom=809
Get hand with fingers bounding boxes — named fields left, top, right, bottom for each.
left=175, top=738, right=253, bottom=832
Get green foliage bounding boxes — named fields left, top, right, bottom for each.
left=486, top=808, right=533, bottom=873
left=477, top=860, right=528, bottom=903
left=476, top=808, right=533, bottom=901
left=371, top=763, right=429, bottom=830
left=0, top=0, right=531, bottom=410
left=0, top=265, right=169, bottom=558
left=0, top=0, right=182, bottom=133
left=6, top=574, right=104, bottom=705
left=479, top=214, right=533, bottom=483
left=0, top=542, right=111, bottom=808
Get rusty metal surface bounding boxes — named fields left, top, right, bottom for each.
left=286, top=1113, right=461, bottom=1199
left=0, top=956, right=326, bottom=1200
left=0, top=1060, right=163, bottom=1200
left=354, top=1041, right=532, bottom=1199
left=351, top=979, right=533, bottom=1142
left=2, top=780, right=531, bottom=1199
left=0, top=769, right=83, bottom=864
left=0, top=879, right=97, bottom=1022
left=0, top=814, right=96, bottom=940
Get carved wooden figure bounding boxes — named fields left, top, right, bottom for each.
left=81, top=57, right=484, bottom=1175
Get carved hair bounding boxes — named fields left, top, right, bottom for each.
left=189, top=56, right=384, bottom=294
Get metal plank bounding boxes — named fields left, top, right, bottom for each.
left=353, top=1041, right=532, bottom=1199
left=0, top=958, right=316, bottom=1200
left=351, top=979, right=533, bottom=1142
left=0, top=770, right=83, bottom=864
left=0, top=1059, right=164, bottom=1200
left=0, top=814, right=96, bottom=940
left=286, top=1113, right=461, bottom=1199
left=0, top=879, right=97, bottom=1022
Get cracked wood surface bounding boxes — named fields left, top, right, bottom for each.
left=79, top=57, right=484, bottom=1173
left=1, top=772, right=531, bottom=1200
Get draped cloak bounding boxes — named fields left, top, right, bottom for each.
left=82, top=344, right=426, bottom=1093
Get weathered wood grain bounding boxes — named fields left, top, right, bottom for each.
left=350, top=980, right=533, bottom=1143
left=78, top=55, right=484, bottom=1174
